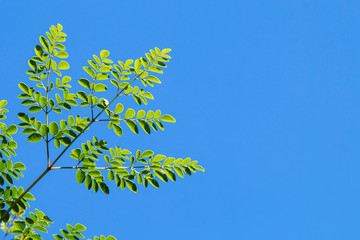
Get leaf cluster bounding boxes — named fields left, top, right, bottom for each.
left=0, top=24, right=204, bottom=240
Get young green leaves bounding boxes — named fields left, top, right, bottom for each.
left=10, top=209, right=53, bottom=238
left=108, top=108, right=175, bottom=135
left=27, top=24, right=69, bottom=80
left=53, top=223, right=117, bottom=240
left=4, top=24, right=203, bottom=240
left=72, top=145, right=204, bottom=194
left=0, top=103, right=35, bottom=224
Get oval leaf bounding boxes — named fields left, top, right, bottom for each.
left=28, top=133, right=42, bottom=143
left=94, top=83, right=107, bottom=92
left=159, top=114, right=176, bottom=122
left=124, top=108, right=135, bottom=118
left=58, top=61, right=69, bottom=70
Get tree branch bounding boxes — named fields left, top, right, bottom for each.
left=0, top=57, right=157, bottom=222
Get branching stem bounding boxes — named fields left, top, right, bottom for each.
left=0, top=57, right=154, bottom=222
left=0, top=76, right=140, bottom=222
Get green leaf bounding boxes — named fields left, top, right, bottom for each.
left=136, top=121, right=149, bottom=135
left=77, top=91, right=88, bottom=101
left=35, top=45, right=44, bottom=57
left=162, top=48, right=171, bottom=54
left=114, top=103, right=124, bottom=114
left=39, top=96, right=47, bottom=107
left=147, top=76, right=161, bottom=83
left=28, top=133, right=42, bottom=143
left=55, top=43, right=66, bottom=50
left=18, top=112, right=29, bottom=122
left=23, top=192, right=35, bottom=200
left=29, top=106, right=42, bottom=113
left=159, top=114, right=176, bottom=122
left=54, top=139, right=60, bottom=148
left=163, top=157, right=175, bottom=165
left=60, top=102, right=71, bottom=110
left=134, top=59, right=141, bottom=71
left=6, top=124, right=17, bottom=134
left=173, top=166, right=184, bottom=178
left=100, top=50, right=110, bottom=59
left=39, top=36, right=49, bottom=50
left=182, top=158, right=191, bottom=165
left=113, top=125, right=123, bottom=136
left=155, top=170, right=168, bottom=182
left=83, top=67, right=95, bottom=78
left=53, top=235, right=63, bottom=240
left=19, top=82, right=29, bottom=93
left=148, top=66, right=163, bottom=74
left=21, top=100, right=35, bottom=106
left=57, top=23, right=63, bottom=31
left=40, top=124, right=49, bottom=136
left=68, top=115, right=75, bottom=125
left=99, top=182, right=110, bottom=194
left=193, top=165, right=205, bottom=172
left=133, top=95, right=142, bottom=105
left=125, top=59, right=133, bottom=67
left=165, top=169, right=176, bottom=182
left=13, top=220, right=26, bottom=232
left=137, top=110, right=146, bottom=118
left=125, top=120, right=138, bottom=134
left=2, top=173, right=12, bottom=184
left=140, top=150, right=154, bottom=158
left=0, top=100, right=7, bottom=108
left=182, top=166, right=192, bottom=175
left=74, top=223, right=86, bottom=232
left=78, top=78, right=91, bottom=89
left=94, top=83, right=107, bottom=92
left=154, top=154, right=166, bottom=162
left=85, top=174, right=92, bottom=190
left=22, top=128, right=36, bottom=135
left=148, top=178, right=159, bottom=188
left=140, top=57, right=149, bottom=68
left=143, top=92, right=154, bottom=99
left=154, top=61, right=167, bottom=68
left=49, top=122, right=59, bottom=135
left=6, top=160, right=12, bottom=171
left=56, top=51, right=68, bottom=58
left=97, top=73, right=109, bottom=80
left=124, top=108, right=135, bottom=118
left=13, top=162, right=26, bottom=171
left=125, top=180, right=137, bottom=193
left=34, top=225, right=47, bottom=233
left=58, top=61, right=69, bottom=70
left=106, top=236, right=117, bottom=240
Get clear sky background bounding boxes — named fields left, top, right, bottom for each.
left=1, top=0, right=360, bottom=239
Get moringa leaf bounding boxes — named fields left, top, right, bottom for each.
left=76, top=170, right=85, bottom=184
left=100, top=50, right=110, bottom=59
left=125, top=120, right=138, bottom=134
left=78, top=78, right=91, bottom=89
left=159, top=114, right=176, bottom=122
left=94, top=83, right=107, bottom=92
left=28, top=133, right=42, bottom=143
left=124, top=108, right=135, bottom=118
left=114, top=103, right=123, bottom=114
left=58, top=61, right=69, bottom=70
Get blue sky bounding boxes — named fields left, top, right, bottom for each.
left=1, top=0, right=360, bottom=239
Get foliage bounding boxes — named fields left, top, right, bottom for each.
left=0, top=24, right=204, bottom=239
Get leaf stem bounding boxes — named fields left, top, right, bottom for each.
left=46, top=69, right=50, bottom=168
